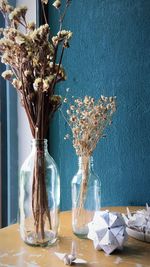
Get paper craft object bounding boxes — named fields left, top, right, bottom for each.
left=55, top=241, right=87, bottom=265
left=88, top=210, right=128, bottom=255
left=123, top=204, right=150, bottom=234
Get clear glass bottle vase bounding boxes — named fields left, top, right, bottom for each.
left=72, top=156, right=101, bottom=238
left=19, top=139, right=60, bottom=246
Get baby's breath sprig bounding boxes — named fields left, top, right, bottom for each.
left=64, top=95, right=116, bottom=157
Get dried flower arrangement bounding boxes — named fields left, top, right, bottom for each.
left=0, top=0, right=72, bottom=241
left=63, top=95, right=116, bottom=209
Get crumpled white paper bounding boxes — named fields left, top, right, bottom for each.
left=55, top=241, right=87, bottom=265
left=88, top=210, right=128, bottom=255
left=123, top=204, right=150, bottom=234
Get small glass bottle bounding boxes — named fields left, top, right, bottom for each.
left=72, top=156, right=101, bottom=238
left=19, top=139, right=60, bottom=246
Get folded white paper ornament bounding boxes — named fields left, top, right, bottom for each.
left=88, top=210, right=128, bottom=255
left=55, top=241, right=87, bottom=265
left=122, top=204, right=150, bottom=242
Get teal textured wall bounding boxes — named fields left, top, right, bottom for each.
left=49, top=0, right=150, bottom=210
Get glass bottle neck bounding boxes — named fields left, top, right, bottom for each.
left=78, top=156, right=94, bottom=171
left=31, top=139, right=48, bottom=151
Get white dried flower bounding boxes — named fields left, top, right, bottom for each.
left=84, top=96, right=89, bottom=104
left=58, top=30, right=73, bottom=40
left=12, top=78, right=22, bottom=90
left=27, top=22, right=36, bottom=31
left=64, top=133, right=70, bottom=140
left=101, top=95, right=108, bottom=102
left=49, top=62, right=53, bottom=68
left=1, top=53, right=9, bottom=64
left=63, top=98, right=67, bottom=103
left=15, top=35, right=26, bottom=45
left=33, top=78, right=43, bottom=91
left=41, top=0, right=48, bottom=4
left=47, top=75, right=55, bottom=83
left=9, top=6, right=27, bottom=20
left=52, top=0, right=61, bottom=9
left=70, top=105, right=75, bottom=110
left=43, top=80, right=49, bottom=91
left=43, top=76, right=54, bottom=91
left=52, top=36, right=58, bottom=45
left=2, top=70, right=13, bottom=80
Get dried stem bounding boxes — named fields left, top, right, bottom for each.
left=78, top=155, right=89, bottom=214
left=52, top=44, right=65, bottom=93
left=59, top=0, right=71, bottom=31
left=41, top=1, right=48, bottom=25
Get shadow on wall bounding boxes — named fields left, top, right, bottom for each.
left=49, top=0, right=150, bottom=210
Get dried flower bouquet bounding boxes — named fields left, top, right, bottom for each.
left=64, top=95, right=116, bottom=210
left=0, top=0, right=72, bottom=241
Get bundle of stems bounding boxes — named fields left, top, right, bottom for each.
left=63, top=95, right=116, bottom=212
left=0, top=0, right=72, bottom=240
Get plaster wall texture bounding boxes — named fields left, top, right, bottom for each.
left=49, top=0, right=150, bottom=210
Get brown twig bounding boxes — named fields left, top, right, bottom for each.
left=52, top=44, right=65, bottom=94
left=41, top=1, right=48, bottom=25
left=59, top=0, right=71, bottom=31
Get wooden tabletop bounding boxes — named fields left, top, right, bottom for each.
left=0, top=207, right=149, bottom=267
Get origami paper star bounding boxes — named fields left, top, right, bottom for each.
left=88, top=210, right=128, bottom=255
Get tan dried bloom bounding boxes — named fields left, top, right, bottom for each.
left=58, top=30, right=73, bottom=40
left=31, top=24, right=49, bottom=42
left=27, top=22, right=36, bottom=31
left=12, top=78, right=22, bottom=90
left=43, top=76, right=54, bottom=91
left=52, top=0, right=61, bottom=9
left=52, top=36, right=59, bottom=46
left=0, top=1, right=13, bottom=13
left=1, top=69, right=13, bottom=80
left=0, top=0, right=8, bottom=9
left=9, top=6, right=27, bottom=21
left=15, top=35, right=26, bottom=45
left=41, top=0, right=49, bottom=4
left=52, top=30, right=72, bottom=46
left=58, top=66, right=67, bottom=80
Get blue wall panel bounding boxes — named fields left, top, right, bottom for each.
left=49, top=0, right=150, bottom=210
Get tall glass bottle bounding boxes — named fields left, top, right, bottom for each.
left=19, top=139, right=60, bottom=246
left=72, top=156, right=101, bottom=238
